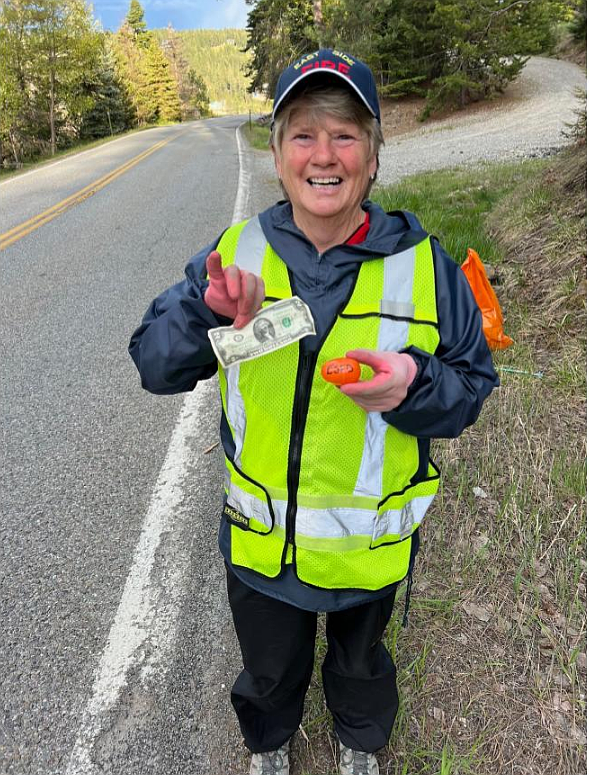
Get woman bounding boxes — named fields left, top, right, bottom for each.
left=129, top=49, right=498, bottom=775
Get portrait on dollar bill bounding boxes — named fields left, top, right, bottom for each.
left=253, top=318, right=276, bottom=343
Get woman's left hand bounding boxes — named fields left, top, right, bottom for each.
left=338, top=349, right=418, bottom=412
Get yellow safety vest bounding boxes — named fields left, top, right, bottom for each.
left=215, top=217, right=440, bottom=591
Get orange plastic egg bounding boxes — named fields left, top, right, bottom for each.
left=321, top=357, right=361, bottom=385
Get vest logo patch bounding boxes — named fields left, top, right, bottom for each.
left=224, top=503, right=250, bottom=529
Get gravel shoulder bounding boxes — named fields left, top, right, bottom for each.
left=378, top=56, right=586, bottom=181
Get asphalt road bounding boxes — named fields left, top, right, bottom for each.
left=0, top=116, right=279, bottom=775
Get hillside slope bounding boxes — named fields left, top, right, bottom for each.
left=153, top=28, right=271, bottom=116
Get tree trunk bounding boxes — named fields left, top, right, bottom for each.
left=49, top=67, right=56, bottom=155
left=8, top=130, right=20, bottom=166
left=313, top=0, right=324, bottom=45
left=313, top=0, right=323, bottom=25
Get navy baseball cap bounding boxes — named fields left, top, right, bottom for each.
left=272, top=49, right=381, bottom=124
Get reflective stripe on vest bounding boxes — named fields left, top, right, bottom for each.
left=225, top=474, right=438, bottom=544
left=214, top=217, right=440, bottom=590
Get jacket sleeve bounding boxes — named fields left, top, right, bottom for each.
left=382, top=240, right=499, bottom=439
left=128, top=239, right=229, bottom=395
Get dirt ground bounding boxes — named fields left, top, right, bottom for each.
left=377, top=62, right=551, bottom=140
left=378, top=91, right=522, bottom=140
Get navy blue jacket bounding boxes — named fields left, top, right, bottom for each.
left=129, top=201, right=499, bottom=611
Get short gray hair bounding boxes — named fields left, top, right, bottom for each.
left=270, top=83, right=384, bottom=199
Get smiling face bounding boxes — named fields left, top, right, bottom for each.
left=273, top=108, right=378, bottom=230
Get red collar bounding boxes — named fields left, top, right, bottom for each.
left=346, top=211, right=370, bottom=245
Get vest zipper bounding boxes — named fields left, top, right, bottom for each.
left=284, top=264, right=362, bottom=551
left=285, top=349, right=315, bottom=544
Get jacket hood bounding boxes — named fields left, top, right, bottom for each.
left=258, top=200, right=429, bottom=267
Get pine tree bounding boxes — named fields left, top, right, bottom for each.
left=325, top=0, right=440, bottom=97
left=145, top=35, right=181, bottom=122
left=125, top=0, right=148, bottom=39
left=186, top=69, right=211, bottom=118
left=161, top=23, right=209, bottom=119
left=112, top=17, right=181, bottom=125
left=78, top=41, right=132, bottom=138
left=112, top=21, right=156, bottom=124
left=425, top=0, right=568, bottom=113
left=244, top=0, right=316, bottom=97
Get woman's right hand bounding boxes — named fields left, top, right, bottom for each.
left=204, top=251, right=266, bottom=329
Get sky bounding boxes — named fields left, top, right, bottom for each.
left=90, top=0, right=250, bottom=32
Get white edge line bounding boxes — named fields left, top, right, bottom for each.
left=65, top=120, right=250, bottom=775
left=232, top=124, right=251, bottom=225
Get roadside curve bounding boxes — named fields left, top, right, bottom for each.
left=378, top=57, right=586, bottom=181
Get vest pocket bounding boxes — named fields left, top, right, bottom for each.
left=371, top=464, right=440, bottom=549
left=225, top=459, right=286, bottom=579
left=224, top=458, right=275, bottom=535
left=370, top=505, right=416, bottom=550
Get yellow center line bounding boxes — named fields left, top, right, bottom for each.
left=0, top=130, right=189, bottom=252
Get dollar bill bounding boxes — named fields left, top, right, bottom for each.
left=208, top=297, right=316, bottom=369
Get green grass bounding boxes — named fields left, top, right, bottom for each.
left=241, top=122, right=271, bottom=151
left=372, top=158, right=549, bottom=266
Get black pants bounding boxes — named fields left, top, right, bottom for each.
left=226, top=566, right=399, bottom=754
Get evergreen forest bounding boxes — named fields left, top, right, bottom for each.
left=152, top=29, right=271, bottom=117
left=0, top=0, right=264, bottom=168
left=0, top=0, right=585, bottom=169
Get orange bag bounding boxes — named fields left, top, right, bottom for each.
left=461, top=248, right=513, bottom=350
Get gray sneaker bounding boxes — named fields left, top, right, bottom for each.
left=249, top=741, right=290, bottom=775
left=338, top=740, right=379, bottom=775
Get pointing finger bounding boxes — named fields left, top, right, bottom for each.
left=240, top=272, right=256, bottom=312
left=252, top=277, right=266, bottom=317
left=206, top=251, right=224, bottom=280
